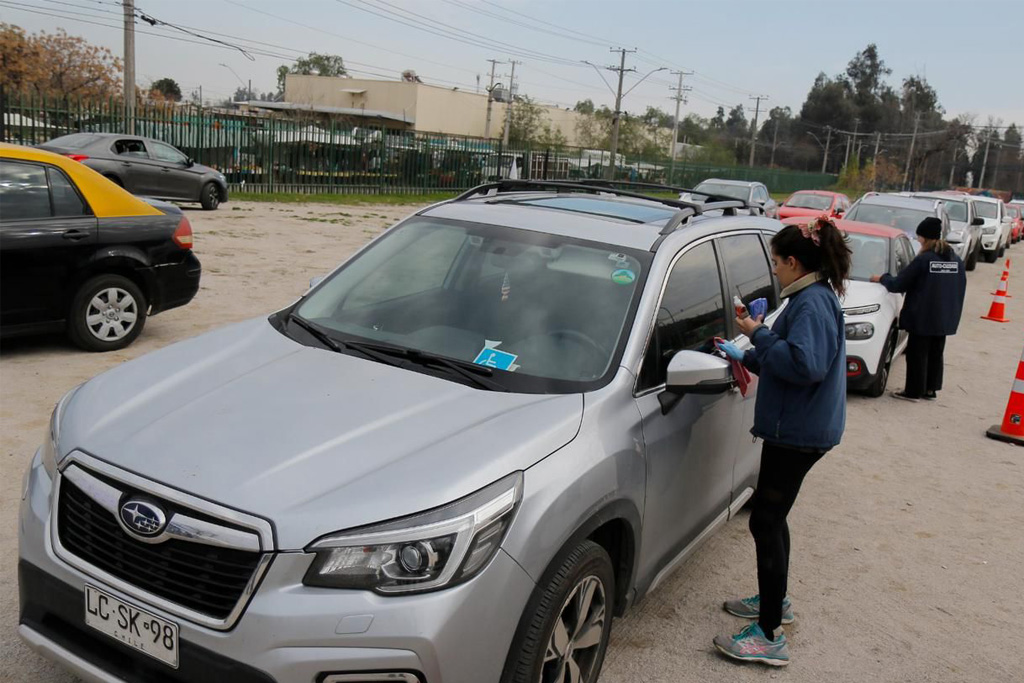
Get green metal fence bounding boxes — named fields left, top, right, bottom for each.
left=1, top=96, right=837, bottom=195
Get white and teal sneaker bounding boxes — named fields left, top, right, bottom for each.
left=723, top=594, right=794, bottom=624
left=713, top=621, right=790, bottom=666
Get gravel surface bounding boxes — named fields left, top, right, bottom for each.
left=2, top=201, right=1021, bottom=683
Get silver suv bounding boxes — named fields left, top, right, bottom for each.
left=20, top=181, right=782, bottom=683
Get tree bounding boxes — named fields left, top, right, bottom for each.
left=574, top=99, right=595, bottom=115
left=709, top=106, right=726, bottom=130
left=276, top=52, right=348, bottom=94
left=1, top=24, right=121, bottom=100
left=401, top=70, right=423, bottom=83
left=150, top=77, right=182, bottom=102
left=504, top=94, right=546, bottom=145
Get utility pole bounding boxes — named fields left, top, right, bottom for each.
left=668, top=70, right=692, bottom=184
left=501, top=60, right=519, bottom=147
left=769, top=117, right=780, bottom=167
left=483, top=58, right=503, bottom=139
left=872, top=131, right=882, bottom=190
left=747, top=94, right=767, bottom=167
left=843, top=118, right=859, bottom=172
left=248, top=79, right=252, bottom=102
left=978, top=127, right=992, bottom=188
left=948, top=143, right=958, bottom=188
left=902, top=112, right=921, bottom=191
left=605, top=48, right=637, bottom=179
left=123, top=0, right=136, bottom=133
left=821, top=126, right=832, bottom=174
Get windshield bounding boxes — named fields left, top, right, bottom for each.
left=693, top=182, right=749, bottom=201
left=291, top=218, right=651, bottom=393
left=974, top=201, right=998, bottom=219
left=940, top=200, right=968, bottom=223
left=785, top=193, right=832, bottom=210
left=847, top=233, right=890, bottom=282
left=1009, top=207, right=1020, bottom=219
left=845, top=202, right=933, bottom=237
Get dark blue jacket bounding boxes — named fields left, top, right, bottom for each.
left=879, top=247, right=967, bottom=337
left=742, top=280, right=846, bottom=450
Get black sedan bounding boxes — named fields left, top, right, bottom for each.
left=0, top=143, right=201, bottom=351
left=38, top=132, right=229, bottom=210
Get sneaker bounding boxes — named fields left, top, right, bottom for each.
left=923, top=391, right=937, bottom=401
left=713, top=621, right=790, bottom=667
left=891, top=391, right=920, bottom=402
left=723, top=594, right=795, bottom=624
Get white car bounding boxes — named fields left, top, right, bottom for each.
left=912, top=192, right=983, bottom=271
left=969, top=195, right=1010, bottom=262
left=840, top=221, right=915, bottom=397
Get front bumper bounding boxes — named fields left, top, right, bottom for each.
left=981, top=233, right=1000, bottom=251
left=19, top=453, right=535, bottom=683
left=948, top=240, right=970, bottom=261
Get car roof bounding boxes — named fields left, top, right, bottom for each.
left=789, top=190, right=841, bottom=196
left=858, top=193, right=941, bottom=212
left=0, top=142, right=163, bottom=218
left=697, top=178, right=760, bottom=188
left=781, top=215, right=903, bottom=238
left=969, top=194, right=1001, bottom=204
left=421, top=191, right=775, bottom=251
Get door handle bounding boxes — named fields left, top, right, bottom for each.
left=120, top=161, right=131, bottom=167
left=62, top=229, right=90, bottom=241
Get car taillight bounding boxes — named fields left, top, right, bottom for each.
left=64, top=154, right=89, bottom=162
left=172, top=217, right=194, bottom=249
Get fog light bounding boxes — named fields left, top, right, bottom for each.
left=847, top=360, right=863, bottom=376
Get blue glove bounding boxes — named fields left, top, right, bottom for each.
left=715, top=339, right=745, bottom=361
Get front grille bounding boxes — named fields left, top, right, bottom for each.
left=57, top=477, right=262, bottom=620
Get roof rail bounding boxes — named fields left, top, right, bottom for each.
left=573, top=179, right=756, bottom=209
left=453, top=179, right=747, bottom=218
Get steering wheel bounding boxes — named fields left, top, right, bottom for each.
left=544, top=329, right=608, bottom=372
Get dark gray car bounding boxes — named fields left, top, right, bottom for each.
left=38, top=133, right=229, bottom=210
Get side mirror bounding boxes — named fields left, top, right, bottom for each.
left=834, top=207, right=845, bottom=216
left=660, top=350, right=736, bottom=413
left=971, top=217, right=984, bottom=226
left=309, top=275, right=326, bottom=289
left=185, top=157, right=195, bottom=167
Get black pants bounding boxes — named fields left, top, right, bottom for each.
left=749, top=442, right=825, bottom=635
left=904, top=333, right=946, bottom=398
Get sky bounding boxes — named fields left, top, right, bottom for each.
left=4, top=0, right=1023, bottom=130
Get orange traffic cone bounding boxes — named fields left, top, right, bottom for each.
left=992, top=258, right=1011, bottom=297
left=982, top=275, right=1011, bottom=322
left=987, top=343, right=1024, bottom=445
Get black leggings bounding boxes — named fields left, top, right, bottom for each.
left=904, top=333, right=946, bottom=398
left=749, top=442, right=825, bottom=634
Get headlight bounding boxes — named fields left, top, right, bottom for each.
left=843, top=304, right=880, bottom=316
left=41, top=384, right=83, bottom=478
left=845, top=322, right=875, bottom=340
left=304, top=472, right=522, bottom=594
left=983, top=227, right=997, bottom=235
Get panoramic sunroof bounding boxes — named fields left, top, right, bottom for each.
left=519, top=196, right=677, bottom=224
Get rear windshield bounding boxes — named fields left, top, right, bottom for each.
left=42, top=133, right=100, bottom=150
left=785, top=193, right=832, bottom=210
left=693, top=182, right=749, bottom=201
left=974, top=201, right=999, bottom=219
left=845, top=202, right=932, bottom=237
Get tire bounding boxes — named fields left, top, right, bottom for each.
left=67, top=274, right=147, bottom=352
left=866, top=328, right=896, bottom=398
left=967, top=241, right=979, bottom=271
left=985, top=249, right=998, bottom=264
left=998, top=243, right=1006, bottom=258
left=200, top=182, right=221, bottom=210
left=501, top=540, right=615, bottom=683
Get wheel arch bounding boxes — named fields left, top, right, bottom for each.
left=67, top=253, right=155, bottom=315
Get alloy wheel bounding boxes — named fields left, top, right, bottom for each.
left=540, top=575, right=607, bottom=683
left=85, top=287, right=138, bottom=341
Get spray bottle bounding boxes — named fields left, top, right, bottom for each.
left=733, top=296, right=749, bottom=319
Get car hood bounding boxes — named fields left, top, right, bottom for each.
left=841, top=280, right=889, bottom=312
left=778, top=206, right=829, bottom=219
left=59, top=318, right=584, bottom=549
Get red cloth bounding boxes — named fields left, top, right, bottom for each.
left=730, top=357, right=753, bottom=397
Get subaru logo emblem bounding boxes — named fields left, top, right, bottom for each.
left=119, top=499, right=167, bottom=538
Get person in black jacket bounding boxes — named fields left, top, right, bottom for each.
left=870, top=216, right=967, bottom=401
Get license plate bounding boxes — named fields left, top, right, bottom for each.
left=84, top=585, right=179, bottom=668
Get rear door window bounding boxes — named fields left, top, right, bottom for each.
left=718, top=233, right=779, bottom=316
left=0, top=161, right=50, bottom=220
left=639, top=241, right=726, bottom=389
left=47, top=167, right=89, bottom=217
left=113, top=139, right=149, bottom=158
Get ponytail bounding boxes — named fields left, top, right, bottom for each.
left=771, top=217, right=852, bottom=298
left=926, top=239, right=952, bottom=258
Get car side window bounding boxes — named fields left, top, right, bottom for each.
left=150, top=142, right=187, bottom=165
left=718, top=234, right=779, bottom=315
left=47, top=167, right=89, bottom=217
left=0, top=161, right=50, bottom=220
left=894, top=238, right=910, bottom=274
left=114, top=139, right=149, bottom=158
left=638, top=241, right=726, bottom=390
left=755, top=186, right=769, bottom=203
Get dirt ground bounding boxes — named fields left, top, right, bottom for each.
left=2, top=201, right=1022, bottom=683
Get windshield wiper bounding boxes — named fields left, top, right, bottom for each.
left=342, top=340, right=509, bottom=392
left=287, top=314, right=401, bottom=367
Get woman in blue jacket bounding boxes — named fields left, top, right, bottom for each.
left=713, top=217, right=851, bottom=666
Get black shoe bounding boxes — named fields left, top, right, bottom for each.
left=892, top=391, right=920, bottom=402
left=923, top=391, right=937, bottom=401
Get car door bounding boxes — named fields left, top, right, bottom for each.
left=891, top=237, right=913, bottom=349
left=719, top=231, right=783, bottom=497
left=145, top=140, right=198, bottom=200
left=110, top=138, right=159, bottom=195
left=633, top=239, right=742, bottom=585
left=0, top=160, right=97, bottom=329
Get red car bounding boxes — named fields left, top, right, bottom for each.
left=777, top=190, right=851, bottom=221
left=1006, top=204, right=1023, bottom=244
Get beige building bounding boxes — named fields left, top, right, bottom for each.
left=282, top=74, right=584, bottom=144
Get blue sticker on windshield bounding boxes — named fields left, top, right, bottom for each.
left=611, top=268, right=636, bottom=285
left=474, top=340, right=519, bottom=371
